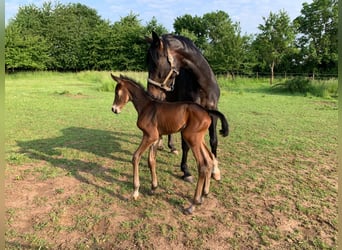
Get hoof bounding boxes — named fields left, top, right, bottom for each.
left=211, top=172, right=221, bottom=181
left=183, top=205, right=195, bottom=215
left=132, top=191, right=139, bottom=200
left=211, top=160, right=221, bottom=181
left=171, top=149, right=179, bottom=155
left=182, top=175, right=194, bottom=183
left=194, top=197, right=203, bottom=205
left=149, top=185, right=158, bottom=195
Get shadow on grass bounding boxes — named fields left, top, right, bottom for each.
left=16, top=126, right=143, bottom=201
left=16, top=126, right=180, bottom=202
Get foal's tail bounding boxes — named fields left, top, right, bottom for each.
left=207, top=110, right=229, bottom=137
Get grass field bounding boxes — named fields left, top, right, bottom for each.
left=5, top=71, right=337, bottom=249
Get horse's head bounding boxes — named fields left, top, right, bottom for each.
left=146, top=31, right=179, bottom=95
left=111, top=74, right=130, bottom=114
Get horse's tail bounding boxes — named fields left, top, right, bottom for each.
left=207, top=110, right=229, bottom=137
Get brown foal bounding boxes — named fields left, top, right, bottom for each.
left=111, top=74, right=229, bottom=214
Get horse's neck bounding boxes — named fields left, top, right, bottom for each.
left=180, top=50, right=217, bottom=89
left=128, top=85, right=151, bottom=114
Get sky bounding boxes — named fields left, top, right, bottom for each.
left=5, top=0, right=312, bottom=35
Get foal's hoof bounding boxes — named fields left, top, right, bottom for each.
left=211, top=172, right=221, bottom=181
left=212, top=158, right=221, bottom=181
left=182, top=175, right=194, bottom=183
left=183, top=205, right=195, bottom=215
left=149, top=186, right=158, bottom=195
left=132, top=191, right=139, bottom=200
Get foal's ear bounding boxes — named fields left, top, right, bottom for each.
left=110, top=73, right=120, bottom=83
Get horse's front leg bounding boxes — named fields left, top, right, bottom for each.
left=148, top=141, right=159, bottom=193
left=132, top=136, right=155, bottom=200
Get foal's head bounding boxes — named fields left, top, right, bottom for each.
left=111, top=74, right=130, bottom=114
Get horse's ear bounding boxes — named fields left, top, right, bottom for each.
left=110, top=73, right=120, bottom=83
left=152, top=31, right=159, bottom=41
left=151, top=31, right=163, bottom=50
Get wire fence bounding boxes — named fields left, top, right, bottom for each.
left=217, top=72, right=338, bottom=80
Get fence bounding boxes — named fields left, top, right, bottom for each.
left=217, top=72, right=338, bottom=80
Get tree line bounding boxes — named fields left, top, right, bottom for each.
left=5, top=0, right=338, bottom=82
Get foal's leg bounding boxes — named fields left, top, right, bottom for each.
left=157, top=136, right=164, bottom=150
left=148, top=140, right=159, bottom=193
left=199, top=143, right=213, bottom=196
left=208, top=116, right=221, bottom=180
left=132, top=135, right=157, bottom=200
left=188, top=140, right=207, bottom=204
left=184, top=138, right=216, bottom=214
left=211, top=157, right=220, bottom=181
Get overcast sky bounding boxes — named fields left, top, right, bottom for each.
left=5, top=0, right=312, bottom=34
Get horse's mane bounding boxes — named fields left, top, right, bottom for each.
left=162, top=34, right=201, bottom=55
left=146, top=34, right=202, bottom=66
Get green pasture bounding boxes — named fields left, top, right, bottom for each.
left=5, top=72, right=337, bottom=249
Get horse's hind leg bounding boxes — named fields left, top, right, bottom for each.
left=167, top=134, right=178, bottom=154
left=180, top=136, right=193, bottom=183
left=209, top=116, right=218, bottom=157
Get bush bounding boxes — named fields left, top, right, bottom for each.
left=272, top=77, right=311, bottom=93
left=272, top=77, right=338, bottom=98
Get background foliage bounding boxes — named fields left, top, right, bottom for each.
left=5, top=0, right=338, bottom=77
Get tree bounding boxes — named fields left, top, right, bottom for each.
left=144, top=16, right=168, bottom=37
left=111, top=13, right=147, bottom=71
left=173, top=11, right=251, bottom=75
left=294, top=0, right=338, bottom=75
left=203, top=11, right=250, bottom=76
left=46, top=3, right=105, bottom=71
left=5, top=17, right=50, bottom=71
left=254, top=10, right=296, bottom=84
left=173, top=14, right=207, bottom=50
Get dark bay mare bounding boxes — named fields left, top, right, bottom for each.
left=146, top=31, right=221, bottom=182
left=110, top=74, right=229, bottom=214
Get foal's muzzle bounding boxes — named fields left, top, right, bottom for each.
left=112, top=105, right=120, bottom=114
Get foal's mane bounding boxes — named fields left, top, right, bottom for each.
left=119, top=75, right=156, bottom=100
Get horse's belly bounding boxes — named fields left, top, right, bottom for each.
left=158, top=121, right=185, bottom=135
